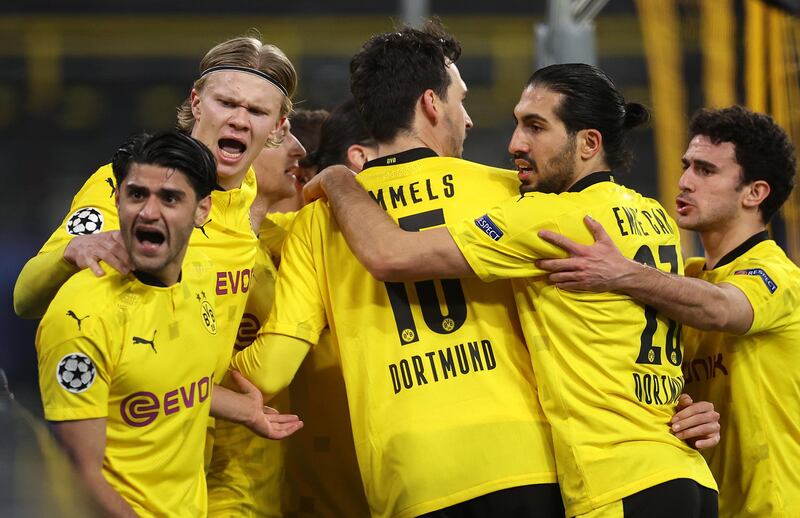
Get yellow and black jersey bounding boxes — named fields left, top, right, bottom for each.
left=449, top=172, right=717, bottom=515
left=32, top=162, right=258, bottom=375
left=257, top=148, right=555, bottom=518
left=208, top=216, right=368, bottom=517
left=683, top=232, right=800, bottom=517
left=36, top=250, right=225, bottom=517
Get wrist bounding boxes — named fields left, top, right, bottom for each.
left=615, top=258, right=646, bottom=292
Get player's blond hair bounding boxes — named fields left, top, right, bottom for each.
left=176, top=34, right=297, bottom=146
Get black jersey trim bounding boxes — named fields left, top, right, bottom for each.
left=567, top=171, right=615, bottom=193
left=133, top=271, right=180, bottom=287
left=363, top=147, right=438, bottom=171
left=709, top=230, right=770, bottom=270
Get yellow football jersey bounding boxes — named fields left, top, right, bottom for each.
left=208, top=215, right=368, bottom=517
left=36, top=250, right=225, bottom=517
left=34, top=162, right=257, bottom=359
left=252, top=149, right=556, bottom=518
left=683, top=233, right=800, bottom=517
left=449, top=172, right=717, bottom=515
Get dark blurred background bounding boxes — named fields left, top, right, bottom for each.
left=2, top=0, right=799, bottom=416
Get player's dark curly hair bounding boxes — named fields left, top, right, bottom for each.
left=112, top=130, right=218, bottom=200
left=350, top=18, right=461, bottom=142
left=689, top=106, right=796, bottom=224
left=528, top=63, right=649, bottom=171
left=311, top=99, right=376, bottom=171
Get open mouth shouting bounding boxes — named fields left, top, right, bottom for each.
left=134, top=225, right=167, bottom=256
left=514, top=156, right=535, bottom=184
left=675, top=195, right=694, bottom=216
left=217, top=136, right=248, bottom=165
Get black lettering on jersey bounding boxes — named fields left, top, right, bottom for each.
left=389, top=185, right=407, bottom=209
left=105, top=177, right=116, bottom=198
left=632, top=373, right=683, bottom=405
left=66, top=310, right=89, bottom=331
left=640, top=210, right=661, bottom=235
left=133, top=330, right=158, bottom=354
left=425, top=179, right=440, bottom=200
left=653, top=209, right=675, bottom=235
left=612, top=207, right=628, bottom=236
left=389, top=338, right=497, bottom=394
left=442, top=174, right=455, bottom=198
left=409, top=181, right=423, bottom=203
left=683, top=353, right=728, bottom=384
left=369, top=189, right=387, bottom=210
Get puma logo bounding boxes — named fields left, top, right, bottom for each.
left=105, top=177, right=116, bottom=197
left=66, top=310, right=89, bottom=330
left=132, top=330, right=157, bottom=354
left=197, top=219, right=212, bottom=239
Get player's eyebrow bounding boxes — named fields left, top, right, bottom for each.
left=516, top=113, right=549, bottom=126
left=686, top=158, right=719, bottom=171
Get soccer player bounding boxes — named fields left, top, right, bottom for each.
left=36, top=131, right=302, bottom=517
left=13, top=35, right=298, bottom=352
left=232, top=22, right=563, bottom=517
left=533, top=105, right=799, bottom=517
left=305, top=63, right=719, bottom=516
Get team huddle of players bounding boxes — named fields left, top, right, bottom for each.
left=14, top=18, right=799, bottom=518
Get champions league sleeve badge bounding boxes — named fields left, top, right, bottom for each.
left=56, top=352, right=97, bottom=393
left=66, top=207, right=104, bottom=236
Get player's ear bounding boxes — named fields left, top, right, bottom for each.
left=420, top=89, right=439, bottom=123
left=190, top=89, right=202, bottom=120
left=578, top=128, right=603, bottom=161
left=346, top=144, right=373, bottom=172
left=742, top=179, right=771, bottom=210
left=194, top=195, right=212, bottom=227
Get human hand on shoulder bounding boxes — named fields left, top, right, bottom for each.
left=63, top=231, right=131, bottom=277
left=536, top=215, right=638, bottom=292
left=302, top=165, right=357, bottom=204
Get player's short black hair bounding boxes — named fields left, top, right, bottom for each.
left=528, top=63, right=649, bottom=171
left=689, top=106, right=796, bottom=223
left=312, top=99, right=376, bottom=171
left=350, top=18, right=461, bottom=142
left=111, top=130, right=217, bottom=200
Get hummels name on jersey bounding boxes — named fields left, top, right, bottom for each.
left=388, top=338, right=497, bottom=394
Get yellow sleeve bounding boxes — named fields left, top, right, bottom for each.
left=36, top=298, right=117, bottom=422
left=14, top=242, right=79, bottom=319
left=15, top=164, right=119, bottom=318
left=263, top=205, right=327, bottom=342
left=447, top=193, right=566, bottom=281
left=229, top=333, right=312, bottom=397
left=719, top=258, right=799, bottom=334
left=258, top=211, right=298, bottom=261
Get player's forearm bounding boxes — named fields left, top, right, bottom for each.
left=210, top=385, right=255, bottom=424
left=14, top=244, right=79, bottom=319
left=81, top=470, right=139, bottom=518
left=618, top=261, right=751, bottom=333
left=229, top=333, right=311, bottom=397
left=320, top=169, right=422, bottom=280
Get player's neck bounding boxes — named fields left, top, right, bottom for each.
left=700, top=216, right=766, bottom=269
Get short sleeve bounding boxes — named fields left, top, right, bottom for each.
left=36, top=319, right=116, bottom=422
left=719, top=259, right=795, bottom=334
left=262, top=204, right=327, bottom=344
left=447, top=193, right=567, bottom=281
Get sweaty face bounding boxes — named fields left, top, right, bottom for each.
left=509, top=86, right=579, bottom=195
left=190, top=71, right=284, bottom=190
left=117, top=164, right=209, bottom=285
left=252, top=119, right=306, bottom=202
left=676, top=135, right=745, bottom=232
left=440, top=63, right=473, bottom=158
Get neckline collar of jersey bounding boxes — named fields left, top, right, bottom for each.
left=566, top=171, right=615, bottom=193
left=362, top=147, right=438, bottom=171
left=707, top=230, right=770, bottom=270
left=133, top=270, right=181, bottom=288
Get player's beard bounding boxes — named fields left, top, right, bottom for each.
left=519, top=135, right=576, bottom=195
left=443, top=111, right=466, bottom=159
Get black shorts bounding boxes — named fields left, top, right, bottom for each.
left=619, top=478, right=718, bottom=518
left=417, top=483, right=564, bottom=518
